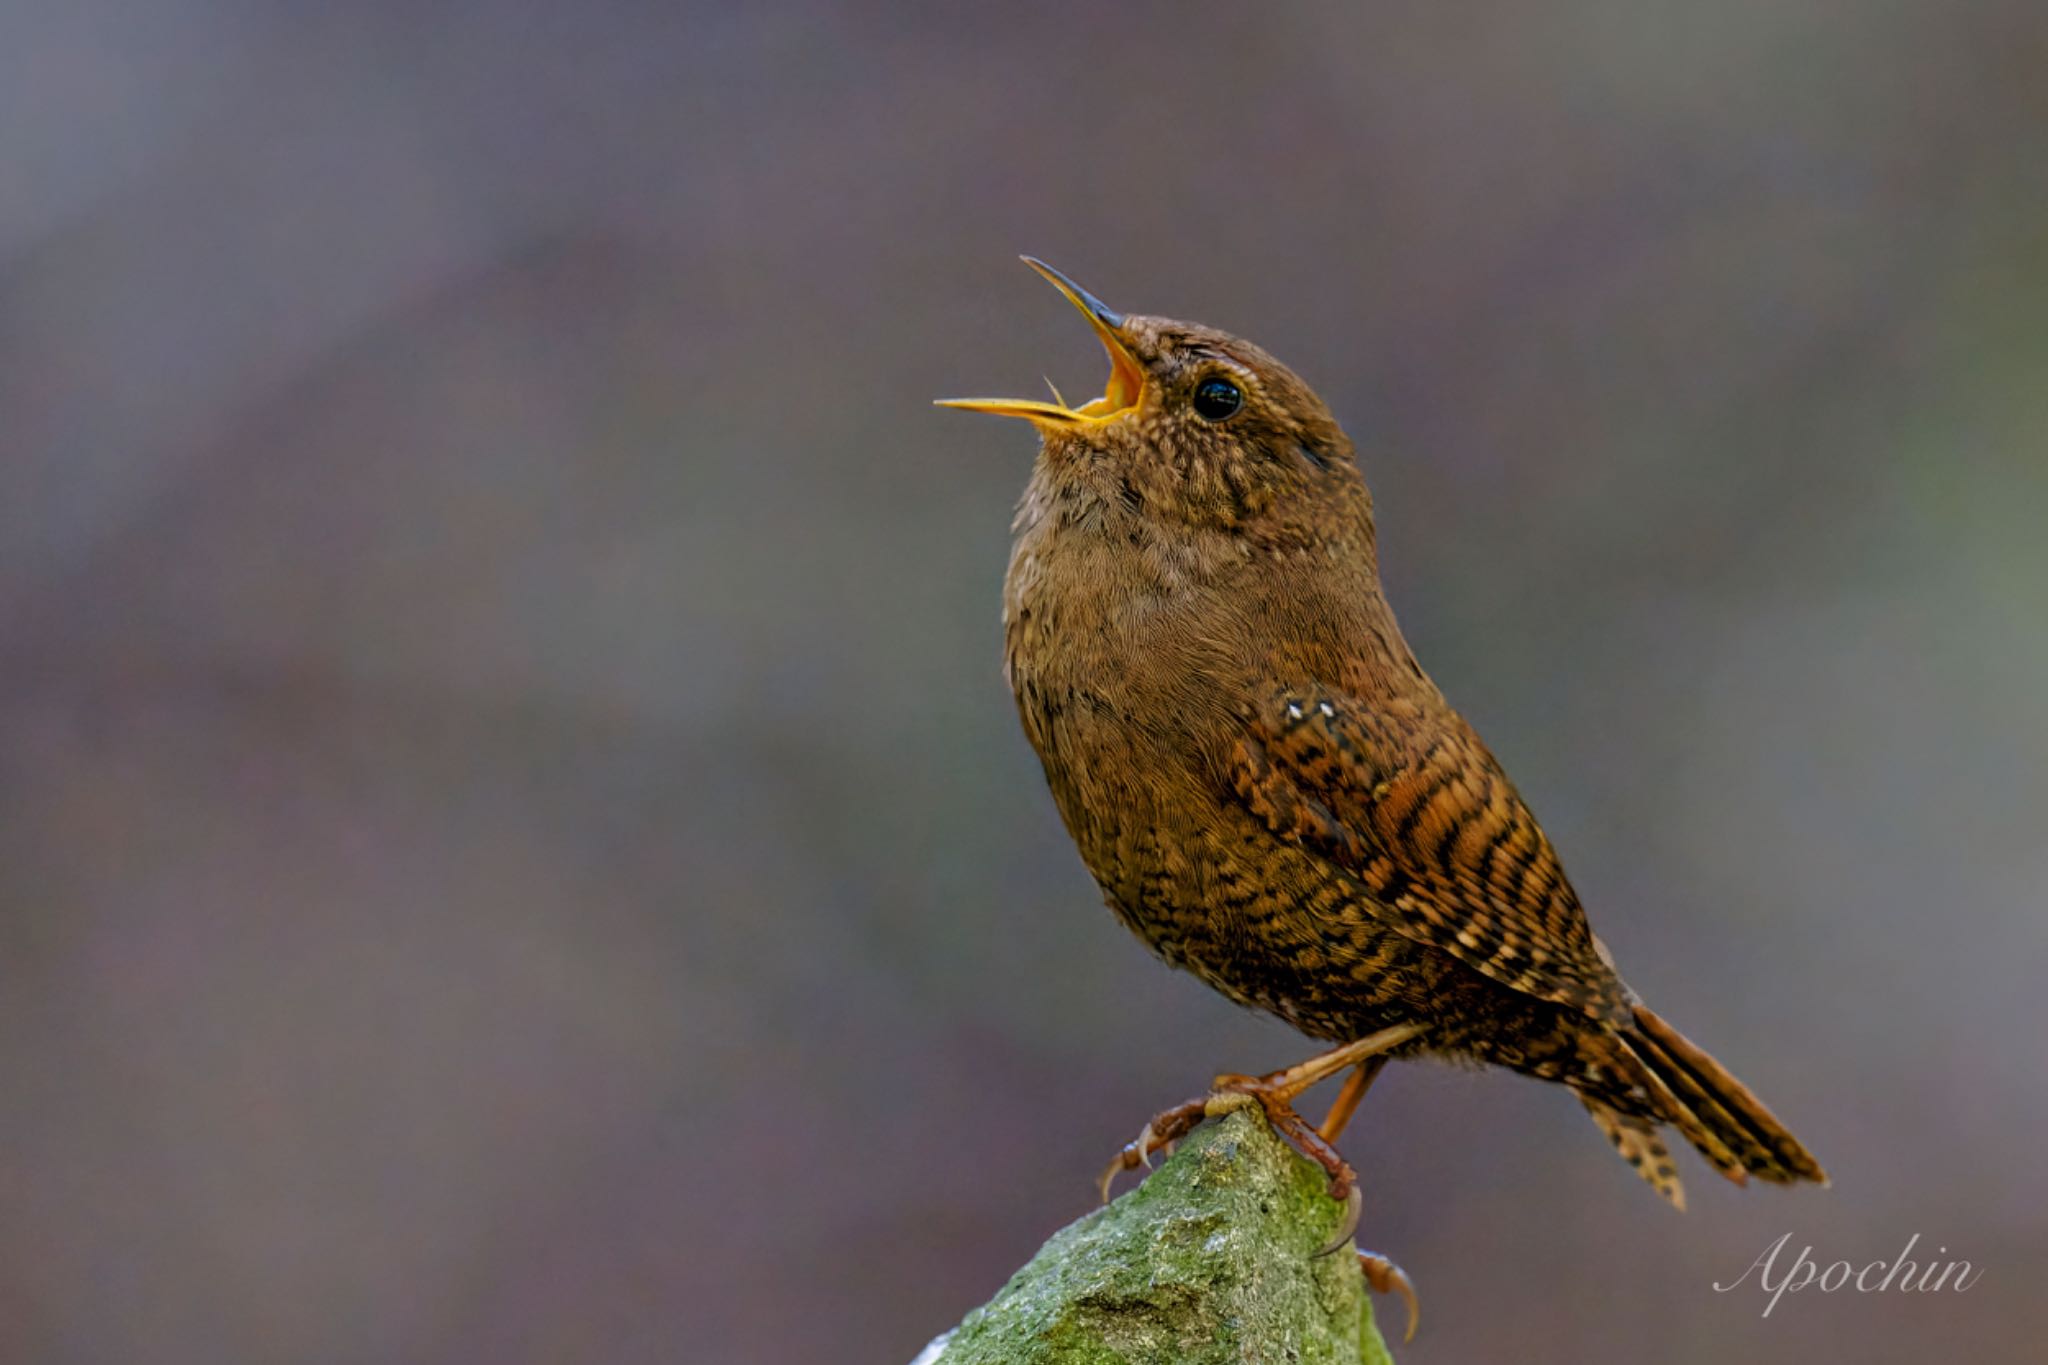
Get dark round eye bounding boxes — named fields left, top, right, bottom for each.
left=1191, top=376, right=1243, bottom=421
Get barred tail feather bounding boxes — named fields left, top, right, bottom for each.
left=1581, top=1095, right=1687, bottom=1209
left=1577, top=1004, right=1827, bottom=1204
left=1627, top=1003, right=1828, bottom=1186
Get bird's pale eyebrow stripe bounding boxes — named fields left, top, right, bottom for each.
left=1180, top=348, right=1258, bottom=389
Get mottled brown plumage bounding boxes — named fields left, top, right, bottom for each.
left=941, top=260, right=1826, bottom=1218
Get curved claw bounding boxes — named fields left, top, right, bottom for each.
left=1314, top=1182, right=1364, bottom=1257
left=1358, top=1251, right=1421, bottom=1344
left=1096, top=1099, right=1210, bottom=1203
left=1096, top=1122, right=1158, bottom=1203
left=1095, top=1151, right=1126, bottom=1204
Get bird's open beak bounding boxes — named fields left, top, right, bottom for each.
left=936, top=258, right=1147, bottom=426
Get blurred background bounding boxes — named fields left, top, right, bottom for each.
left=3, top=2, right=2044, bottom=1362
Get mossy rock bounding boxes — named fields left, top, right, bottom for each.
left=915, top=1104, right=1395, bottom=1364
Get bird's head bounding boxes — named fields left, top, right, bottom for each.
left=939, top=259, right=1365, bottom=543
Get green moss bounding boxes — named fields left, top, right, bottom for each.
left=917, top=1106, right=1395, bottom=1365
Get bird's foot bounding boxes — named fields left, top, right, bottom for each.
left=1095, top=1027, right=1428, bottom=1333
left=1094, top=1079, right=1360, bottom=1204
left=1093, top=1095, right=1214, bottom=1203
left=1357, top=1248, right=1421, bottom=1344
left=1097, top=1023, right=1426, bottom=1205
left=1094, top=1085, right=1420, bottom=1340
left=1205, top=1067, right=1362, bottom=1202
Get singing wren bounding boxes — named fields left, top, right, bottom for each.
left=939, top=260, right=1825, bottom=1326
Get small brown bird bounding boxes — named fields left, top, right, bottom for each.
left=939, top=259, right=1825, bottom=1331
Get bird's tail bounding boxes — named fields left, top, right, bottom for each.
left=1584, top=1003, right=1828, bottom=1208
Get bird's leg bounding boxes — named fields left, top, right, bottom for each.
left=1210, top=1022, right=1425, bottom=1108
left=1318, top=1055, right=1389, bottom=1143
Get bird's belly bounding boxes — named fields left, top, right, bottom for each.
left=1066, top=792, right=1465, bottom=1044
